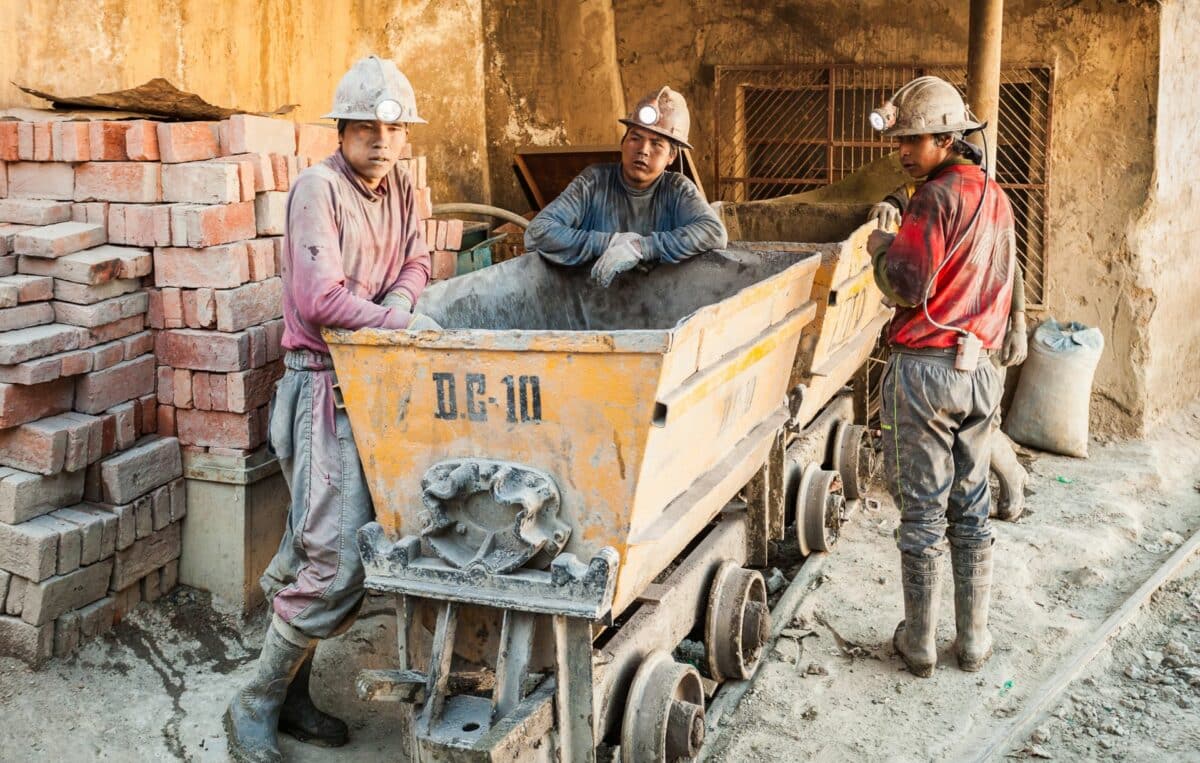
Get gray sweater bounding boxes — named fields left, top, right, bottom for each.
left=525, top=164, right=727, bottom=266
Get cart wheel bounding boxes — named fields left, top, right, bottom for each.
left=795, top=465, right=845, bottom=556
left=704, top=560, right=770, bottom=682
left=620, top=651, right=706, bottom=763
left=832, top=422, right=870, bottom=501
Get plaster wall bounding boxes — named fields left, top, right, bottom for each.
left=481, top=0, right=627, bottom=211
left=1140, top=0, right=1200, bottom=426
left=611, top=0, right=1162, bottom=436
left=0, top=0, right=491, bottom=204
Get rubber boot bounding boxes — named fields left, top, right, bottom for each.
left=989, top=432, right=1027, bottom=522
left=279, top=647, right=350, bottom=747
left=892, top=552, right=942, bottom=678
left=224, top=621, right=310, bottom=763
left=951, top=539, right=994, bottom=671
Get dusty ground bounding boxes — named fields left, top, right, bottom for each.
left=1014, top=560, right=1200, bottom=761
left=705, top=404, right=1200, bottom=762
left=1, top=405, right=1199, bottom=762
left=0, top=591, right=407, bottom=762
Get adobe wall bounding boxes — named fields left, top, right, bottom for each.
left=610, top=0, right=1164, bottom=436
left=0, top=0, right=491, bottom=204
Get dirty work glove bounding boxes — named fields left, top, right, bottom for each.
left=406, top=313, right=442, bottom=332
left=999, top=312, right=1028, bottom=367
left=867, top=201, right=901, bottom=231
left=381, top=291, right=413, bottom=313
left=866, top=228, right=895, bottom=259
left=590, top=232, right=647, bottom=288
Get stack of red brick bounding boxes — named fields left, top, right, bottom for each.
left=0, top=193, right=182, bottom=666
left=424, top=212, right=466, bottom=281
left=0, top=113, right=443, bottom=666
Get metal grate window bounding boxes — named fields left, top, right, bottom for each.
left=714, top=64, right=1054, bottom=305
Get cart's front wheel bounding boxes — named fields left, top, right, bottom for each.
left=620, top=650, right=705, bottom=763
left=705, top=560, right=769, bottom=682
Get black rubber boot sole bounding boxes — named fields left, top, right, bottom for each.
left=279, top=717, right=349, bottom=748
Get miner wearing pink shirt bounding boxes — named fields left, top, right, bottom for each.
left=225, top=56, right=438, bottom=763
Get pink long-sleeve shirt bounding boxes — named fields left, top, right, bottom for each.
left=280, top=150, right=432, bottom=354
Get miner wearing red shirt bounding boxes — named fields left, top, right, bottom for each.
left=866, top=77, right=1016, bottom=679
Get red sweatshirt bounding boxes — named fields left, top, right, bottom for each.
left=878, top=162, right=1016, bottom=349
left=280, top=150, right=431, bottom=354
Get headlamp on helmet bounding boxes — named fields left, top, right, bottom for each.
left=375, top=99, right=403, bottom=123
left=637, top=104, right=659, bottom=126
left=869, top=101, right=897, bottom=132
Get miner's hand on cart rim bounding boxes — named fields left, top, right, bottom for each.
left=591, top=231, right=648, bottom=288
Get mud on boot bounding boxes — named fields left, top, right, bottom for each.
left=893, top=552, right=942, bottom=678
left=279, top=648, right=350, bottom=748
left=951, top=538, right=994, bottom=672
left=989, top=432, right=1027, bottom=522
left=225, top=618, right=311, bottom=763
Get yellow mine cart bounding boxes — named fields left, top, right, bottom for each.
left=324, top=205, right=889, bottom=762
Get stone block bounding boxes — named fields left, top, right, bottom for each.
left=0, top=614, right=53, bottom=665
left=51, top=122, right=91, bottom=162
left=0, top=377, right=73, bottom=429
left=169, top=201, right=256, bottom=248
left=155, top=328, right=254, bottom=372
left=0, top=323, right=88, bottom=365
left=0, top=517, right=58, bottom=581
left=154, top=242, right=248, bottom=288
left=161, top=161, right=242, bottom=204
left=53, top=277, right=141, bottom=305
left=110, top=522, right=180, bottom=591
left=6, top=161, right=74, bottom=200
left=77, top=595, right=115, bottom=638
left=88, top=122, right=131, bottom=161
left=18, top=244, right=151, bottom=285
left=253, top=191, right=287, bottom=236
left=52, top=291, right=148, bottom=328
left=156, top=122, right=220, bottom=163
left=124, top=120, right=159, bottom=161
left=176, top=407, right=268, bottom=449
left=215, top=277, right=282, bottom=332
left=97, top=435, right=182, bottom=504
left=73, top=354, right=155, bottom=414
left=20, top=558, right=112, bottom=626
left=53, top=610, right=81, bottom=657
left=0, top=199, right=72, bottom=226
left=74, top=162, right=161, bottom=203
left=0, top=273, right=53, bottom=307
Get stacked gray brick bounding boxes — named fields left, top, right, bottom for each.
left=0, top=163, right=188, bottom=667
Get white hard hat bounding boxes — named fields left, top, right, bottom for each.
left=619, top=86, right=693, bottom=149
left=871, top=76, right=980, bottom=137
left=324, top=55, right=426, bottom=124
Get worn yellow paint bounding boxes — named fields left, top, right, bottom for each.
left=326, top=253, right=821, bottom=617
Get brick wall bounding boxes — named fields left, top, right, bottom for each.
left=0, top=112, right=442, bottom=666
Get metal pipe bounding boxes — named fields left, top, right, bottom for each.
left=966, top=0, right=1004, bottom=177
left=432, top=202, right=529, bottom=230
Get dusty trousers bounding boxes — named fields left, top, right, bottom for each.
left=880, top=349, right=1001, bottom=557
left=260, top=350, right=374, bottom=639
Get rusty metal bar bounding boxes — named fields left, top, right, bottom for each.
left=967, top=0, right=1004, bottom=175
